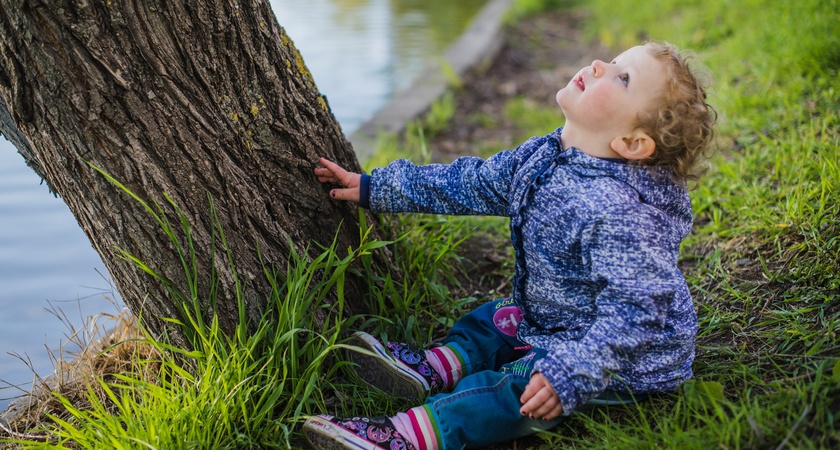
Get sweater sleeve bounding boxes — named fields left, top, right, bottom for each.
left=366, top=149, right=520, bottom=216
left=533, top=205, right=685, bottom=414
left=359, top=174, right=371, bottom=209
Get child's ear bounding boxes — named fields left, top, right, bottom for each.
left=610, top=129, right=656, bottom=160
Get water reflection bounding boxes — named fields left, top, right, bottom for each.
left=0, top=0, right=487, bottom=411
left=273, top=0, right=486, bottom=132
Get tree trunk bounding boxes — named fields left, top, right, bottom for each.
left=0, top=0, right=372, bottom=345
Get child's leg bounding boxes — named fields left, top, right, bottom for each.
left=442, top=297, right=532, bottom=373
left=302, top=387, right=646, bottom=450
left=395, top=349, right=560, bottom=450
left=347, top=298, right=529, bottom=400
left=304, top=349, right=558, bottom=450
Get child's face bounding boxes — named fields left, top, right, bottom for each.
left=556, top=46, right=667, bottom=140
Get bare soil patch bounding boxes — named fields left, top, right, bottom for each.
left=431, top=8, right=607, bottom=162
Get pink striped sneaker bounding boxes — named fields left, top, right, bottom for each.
left=303, top=414, right=417, bottom=450
left=347, top=331, right=443, bottom=400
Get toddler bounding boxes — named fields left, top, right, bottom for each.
left=306, top=41, right=716, bottom=450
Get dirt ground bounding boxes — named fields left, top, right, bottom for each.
left=431, top=8, right=607, bottom=162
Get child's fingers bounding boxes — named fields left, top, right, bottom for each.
left=314, top=162, right=339, bottom=179
left=537, top=402, right=563, bottom=421
left=530, top=388, right=562, bottom=419
left=317, top=157, right=361, bottom=189
left=520, top=373, right=564, bottom=420
left=519, top=386, right=547, bottom=416
left=520, top=386, right=562, bottom=419
left=314, top=167, right=339, bottom=183
left=319, top=158, right=347, bottom=178
left=519, top=383, right=544, bottom=416
left=330, top=186, right=360, bottom=203
left=519, top=381, right=538, bottom=405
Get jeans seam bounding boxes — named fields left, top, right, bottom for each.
left=435, top=372, right=514, bottom=406
left=431, top=374, right=518, bottom=450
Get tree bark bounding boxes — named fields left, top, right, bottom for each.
left=0, top=0, right=371, bottom=344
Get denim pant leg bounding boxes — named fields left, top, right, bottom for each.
left=442, top=298, right=531, bottom=375
left=424, top=348, right=563, bottom=450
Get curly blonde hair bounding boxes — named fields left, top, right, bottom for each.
left=634, top=42, right=717, bottom=183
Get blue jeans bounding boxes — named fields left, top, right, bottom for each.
left=427, top=298, right=643, bottom=449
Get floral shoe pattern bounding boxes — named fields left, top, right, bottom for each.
left=347, top=331, right=444, bottom=400
left=303, top=414, right=416, bottom=450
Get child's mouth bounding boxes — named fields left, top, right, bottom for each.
left=574, top=74, right=585, bottom=91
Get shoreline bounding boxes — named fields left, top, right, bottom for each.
left=348, top=0, right=512, bottom=162
left=0, top=0, right=516, bottom=430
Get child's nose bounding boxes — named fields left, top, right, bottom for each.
left=591, top=59, right=606, bottom=77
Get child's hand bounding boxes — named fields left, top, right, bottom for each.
left=520, top=372, right=563, bottom=420
left=314, top=157, right=362, bottom=202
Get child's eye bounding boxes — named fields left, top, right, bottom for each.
left=619, top=74, right=629, bottom=86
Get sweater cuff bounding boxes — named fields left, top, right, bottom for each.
left=358, top=174, right=371, bottom=209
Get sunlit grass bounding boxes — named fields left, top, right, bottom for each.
left=529, top=0, right=840, bottom=447
left=2, top=0, right=837, bottom=448
left=0, top=170, right=479, bottom=448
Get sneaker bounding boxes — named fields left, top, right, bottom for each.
left=347, top=331, right=443, bottom=400
left=302, top=414, right=416, bottom=450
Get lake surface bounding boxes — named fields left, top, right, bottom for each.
left=0, top=0, right=486, bottom=411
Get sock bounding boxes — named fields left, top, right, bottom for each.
left=391, top=412, right=420, bottom=449
left=392, top=405, right=441, bottom=450
left=426, top=345, right=465, bottom=390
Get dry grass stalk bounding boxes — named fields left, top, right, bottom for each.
left=0, top=304, right=159, bottom=443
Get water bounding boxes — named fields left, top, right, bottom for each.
left=0, top=0, right=486, bottom=412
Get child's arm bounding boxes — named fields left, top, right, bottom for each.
left=314, top=157, right=361, bottom=202
left=364, top=154, right=515, bottom=215
left=520, top=372, right=563, bottom=420
left=316, top=132, right=555, bottom=215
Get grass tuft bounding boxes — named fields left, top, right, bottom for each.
left=3, top=0, right=837, bottom=448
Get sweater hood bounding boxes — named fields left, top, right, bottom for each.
left=551, top=128, right=694, bottom=239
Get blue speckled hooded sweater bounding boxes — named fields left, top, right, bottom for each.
left=358, top=127, right=698, bottom=414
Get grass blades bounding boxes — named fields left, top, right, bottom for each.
left=4, top=237, right=363, bottom=448
left=521, top=0, right=839, bottom=447
left=0, top=170, right=475, bottom=448
left=0, top=186, right=391, bottom=449
left=3, top=0, right=837, bottom=448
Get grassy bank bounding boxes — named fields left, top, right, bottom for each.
left=498, top=0, right=840, bottom=447
left=579, top=0, right=838, bottom=447
left=2, top=0, right=837, bottom=448
left=375, top=0, right=840, bottom=447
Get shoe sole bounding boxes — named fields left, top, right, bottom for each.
left=303, top=416, right=374, bottom=450
left=347, top=331, right=428, bottom=400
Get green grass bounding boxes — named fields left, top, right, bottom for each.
left=0, top=170, right=478, bottom=448
left=529, top=0, right=840, bottom=448
left=3, top=0, right=837, bottom=448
